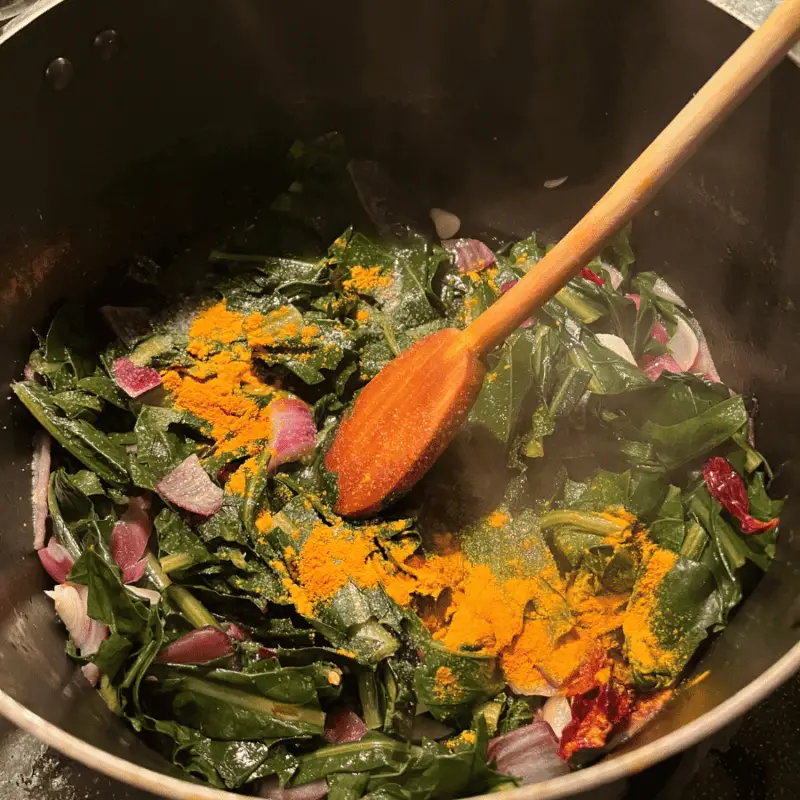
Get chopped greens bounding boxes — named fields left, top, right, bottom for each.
left=18, top=135, right=783, bottom=798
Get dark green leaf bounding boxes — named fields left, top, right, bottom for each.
left=648, top=485, right=685, bottom=553
left=469, top=331, right=534, bottom=446
left=83, top=549, right=148, bottom=634
left=13, top=382, right=129, bottom=485
left=155, top=508, right=212, bottom=568
left=93, top=633, right=134, bottom=682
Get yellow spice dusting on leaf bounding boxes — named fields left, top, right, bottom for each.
left=434, top=666, right=462, bottom=701
left=486, top=511, right=509, bottom=528
left=256, top=510, right=274, bottom=533
left=623, top=548, right=679, bottom=675
left=343, top=266, right=393, bottom=294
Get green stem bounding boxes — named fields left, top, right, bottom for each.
left=680, top=519, right=708, bottom=560
left=540, top=510, right=627, bottom=536
left=145, top=553, right=219, bottom=629
left=168, top=586, right=220, bottom=629
left=145, top=552, right=171, bottom=590
left=98, top=675, right=120, bottom=713
left=555, top=285, right=602, bottom=324
left=183, top=676, right=325, bottom=732
left=160, top=553, right=195, bottom=574
left=358, top=669, right=383, bottom=730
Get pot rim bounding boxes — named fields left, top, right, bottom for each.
left=2, top=640, right=799, bottom=799
left=2, top=1, right=800, bottom=797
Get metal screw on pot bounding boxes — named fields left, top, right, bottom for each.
left=44, top=56, right=73, bottom=90
left=93, top=28, right=120, bottom=60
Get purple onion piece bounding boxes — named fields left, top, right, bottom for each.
left=31, top=431, right=51, bottom=550
left=323, top=709, right=368, bottom=744
left=259, top=778, right=328, bottom=800
left=156, top=455, right=223, bottom=517
left=268, top=398, right=317, bottom=473
left=156, top=626, right=234, bottom=664
left=110, top=497, right=152, bottom=584
left=488, top=722, right=570, bottom=785
left=442, top=238, right=496, bottom=274
left=112, top=357, right=162, bottom=398
left=38, top=538, right=74, bottom=584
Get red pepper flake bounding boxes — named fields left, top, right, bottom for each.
left=703, top=456, right=779, bottom=534
left=579, top=267, right=605, bottom=287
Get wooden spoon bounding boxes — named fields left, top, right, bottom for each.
left=326, top=0, right=800, bottom=517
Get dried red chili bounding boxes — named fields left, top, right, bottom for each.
left=579, top=267, right=606, bottom=286
left=558, top=678, right=634, bottom=760
left=702, top=456, right=779, bottom=534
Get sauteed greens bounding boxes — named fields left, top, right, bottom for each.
left=16, top=134, right=783, bottom=797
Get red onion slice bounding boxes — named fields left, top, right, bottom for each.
left=323, top=709, right=368, bottom=744
left=666, top=315, right=699, bottom=371
left=542, top=695, right=572, bottom=740
left=156, top=626, right=233, bottom=664
left=595, top=333, right=637, bottom=366
left=268, top=398, right=317, bottom=473
left=488, top=723, right=569, bottom=784
left=110, top=496, right=152, bottom=584
left=639, top=353, right=684, bottom=381
left=156, top=455, right=223, bottom=517
left=687, top=317, right=721, bottom=382
left=651, top=319, right=670, bottom=345
left=46, top=584, right=108, bottom=656
left=31, top=431, right=51, bottom=551
left=650, top=277, right=687, bottom=308
left=38, top=538, right=74, bottom=584
left=442, top=239, right=496, bottom=274
left=126, top=585, right=162, bottom=605
left=112, top=357, right=162, bottom=398
left=259, top=778, right=328, bottom=800
left=81, top=663, right=102, bottom=686
left=601, top=264, right=624, bottom=290
left=224, top=622, right=250, bottom=642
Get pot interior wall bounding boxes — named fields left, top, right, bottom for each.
left=0, top=0, right=799, bottom=789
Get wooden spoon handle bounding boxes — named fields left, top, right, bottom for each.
left=462, top=0, right=800, bottom=357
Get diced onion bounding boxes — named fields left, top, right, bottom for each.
left=596, top=333, right=637, bottom=366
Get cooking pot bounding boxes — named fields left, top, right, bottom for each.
left=1, top=1, right=800, bottom=798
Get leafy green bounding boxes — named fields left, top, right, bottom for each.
left=469, top=330, right=534, bottom=447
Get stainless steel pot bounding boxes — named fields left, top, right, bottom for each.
left=1, top=1, right=799, bottom=798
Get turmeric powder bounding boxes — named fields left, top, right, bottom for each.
left=343, top=265, right=392, bottom=294
left=622, top=547, right=680, bottom=676
left=433, top=666, right=461, bottom=701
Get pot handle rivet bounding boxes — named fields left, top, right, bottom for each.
left=44, top=57, right=73, bottom=90
left=93, top=29, right=120, bottom=60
